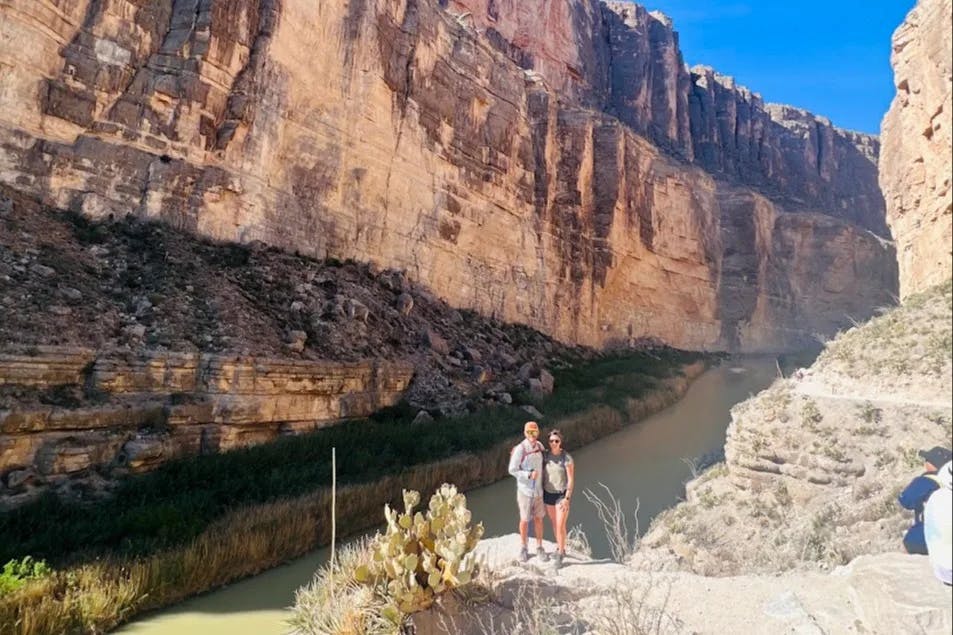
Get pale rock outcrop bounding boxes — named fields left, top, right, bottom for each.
left=0, top=0, right=897, bottom=352
left=411, top=535, right=952, bottom=634
left=633, top=280, right=953, bottom=576
left=880, top=0, right=953, bottom=298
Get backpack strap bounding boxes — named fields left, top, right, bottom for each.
left=512, top=441, right=541, bottom=471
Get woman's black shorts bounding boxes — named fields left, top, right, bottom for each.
left=543, top=490, right=566, bottom=506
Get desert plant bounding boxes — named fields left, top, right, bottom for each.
left=356, top=485, right=484, bottom=615
left=583, top=483, right=640, bottom=562
left=566, top=525, right=592, bottom=558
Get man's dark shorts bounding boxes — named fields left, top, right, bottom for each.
left=903, top=522, right=928, bottom=555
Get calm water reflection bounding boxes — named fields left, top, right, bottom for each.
left=118, top=358, right=777, bottom=635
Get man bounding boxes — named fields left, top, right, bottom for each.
left=923, top=461, right=953, bottom=585
left=508, top=420, right=548, bottom=562
left=899, top=446, right=953, bottom=554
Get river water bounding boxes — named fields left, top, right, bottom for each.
left=118, top=357, right=777, bottom=635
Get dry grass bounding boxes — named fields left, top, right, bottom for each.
left=289, top=539, right=400, bottom=635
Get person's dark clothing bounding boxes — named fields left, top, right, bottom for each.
left=899, top=474, right=941, bottom=555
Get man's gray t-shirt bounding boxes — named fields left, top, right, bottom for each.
left=543, top=451, right=573, bottom=493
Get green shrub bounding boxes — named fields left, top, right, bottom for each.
left=0, top=556, right=52, bottom=596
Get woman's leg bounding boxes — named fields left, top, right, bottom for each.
left=545, top=504, right=557, bottom=541
left=556, top=500, right=569, bottom=554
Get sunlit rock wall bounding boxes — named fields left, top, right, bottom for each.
left=0, top=0, right=897, bottom=351
left=880, top=0, right=953, bottom=298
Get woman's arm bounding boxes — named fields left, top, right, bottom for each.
left=563, top=461, right=575, bottom=506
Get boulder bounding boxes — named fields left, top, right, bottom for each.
left=286, top=330, right=308, bottom=353
left=423, top=328, right=450, bottom=355
left=518, top=362, right=535, bottom=381
left=60, top=287, right=83, bottom=303
left=396, top=292, right=414, bottom=316
left=123, top=324, right=147, bottom=339
left=120, top=437, right=167, bottom=472
left=521, top=405, right=543, bottom=419
left=4, top=468, right=35, bottom=490
left=499, top=352, right=518, bottom=368
left=538, top=368, right=555, bottom=393
left=322, top=297, right=347, bottom=320
left=528, top=377, right=545, bottom=396
left=471, top=365, right=492, bottom=384
left=31, top=263, right=56, bottom=278
left=413, top=410, right=434, bottom=424
left=35, top=441, right=93, bottom=476
left=346, top=298, right=370, bottom=323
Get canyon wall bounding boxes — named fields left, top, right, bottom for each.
left=0, top=0, right=897, bottom=351
left=880, top=0, right=953, bottom=298
left=0, top=346, right=413, bottom=507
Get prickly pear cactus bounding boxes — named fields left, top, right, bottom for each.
left=356, top=484, right=484, bottom=614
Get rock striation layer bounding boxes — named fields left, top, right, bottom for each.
left=880, top=0, right=953, bottom=298
left=0, top=0, right=897, bottom=351
left=0, top=346, right=414, bottom=507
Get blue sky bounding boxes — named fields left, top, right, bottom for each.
left=641, top=0, right=914, bottom=134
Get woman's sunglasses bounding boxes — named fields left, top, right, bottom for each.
left=548, top=438, right=561, bottom=444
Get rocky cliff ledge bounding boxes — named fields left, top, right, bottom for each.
left=409, top=536, right=951, bottom=634
left=632, top=280, right=952, bottom=576
left=880, top=0, right=953, bottom=298
left=0, top=0, right=896, bottom=352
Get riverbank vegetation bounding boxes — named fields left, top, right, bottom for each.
left=0, top=348, right=704, bottom=635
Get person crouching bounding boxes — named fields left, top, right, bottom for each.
left=899, top=446, right=953, bottom=555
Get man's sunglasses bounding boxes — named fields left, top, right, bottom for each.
left=525, top=430, right=539, bottom=436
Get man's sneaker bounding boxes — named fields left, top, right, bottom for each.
left=536, top=546, right=549, bottom=562
left=519, top=545, right=529, bottom=562
left=554, top=551, right=563, bottom=567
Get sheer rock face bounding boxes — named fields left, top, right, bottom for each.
left=880, top=0, right=953, bottom=298
left=0, top=0, right=896, bottom=351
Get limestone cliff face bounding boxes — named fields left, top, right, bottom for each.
left=880, top=0, right=953, bottom=298
left=0, top=0, right=896, bottom=351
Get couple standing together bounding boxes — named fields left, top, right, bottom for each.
left=508, top=420, right=575, bottom=567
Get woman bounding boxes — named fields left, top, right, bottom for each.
left=543, top=429, right=574, bottom=567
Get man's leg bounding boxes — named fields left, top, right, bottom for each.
left=533, top=497, right=548, bottom=560
left=903, top=523, right=928, bottom=555
left=517, top=492, right=531, bottom=561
